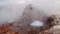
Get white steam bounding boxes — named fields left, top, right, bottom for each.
left=30, top=20, right=44, bottom=27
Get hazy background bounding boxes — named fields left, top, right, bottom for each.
left=0, top=0, right=60, bottom=24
